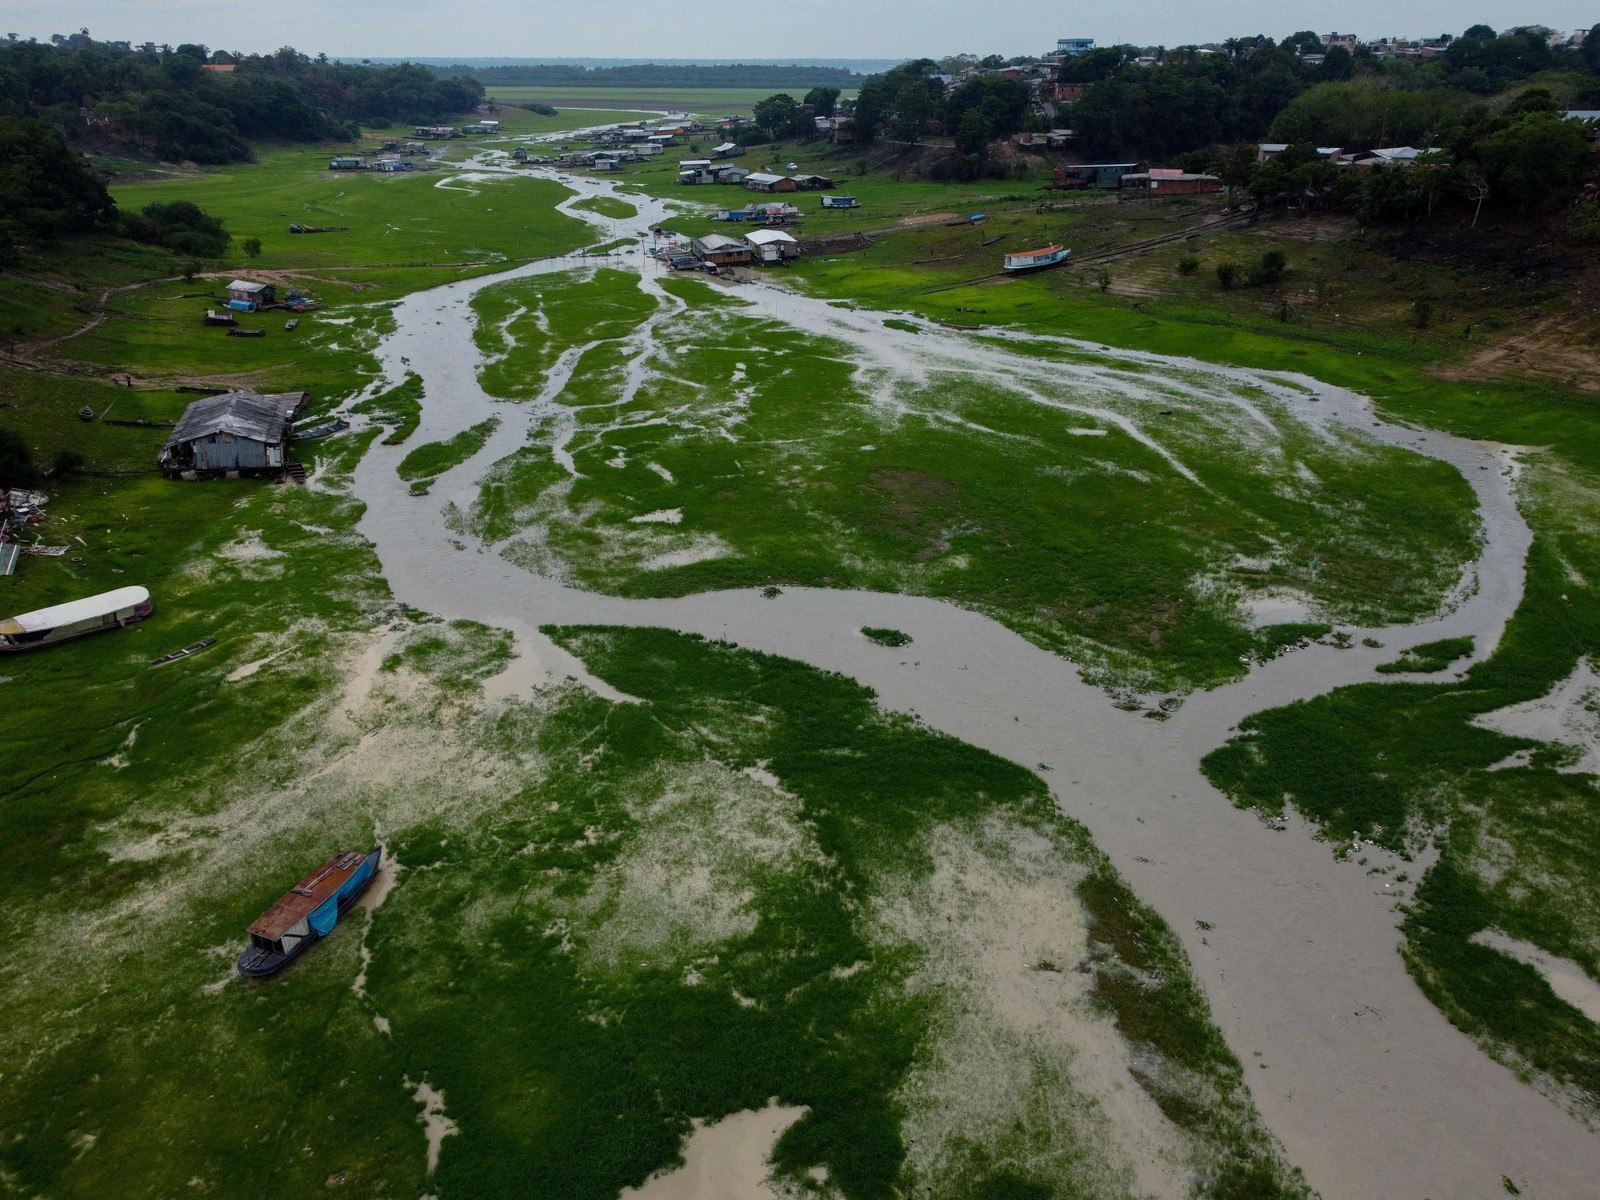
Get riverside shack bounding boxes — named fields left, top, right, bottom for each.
left=159, top=390, right=307, bottom=478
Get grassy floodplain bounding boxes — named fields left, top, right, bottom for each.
left=479, top=133, right=1600, bottom=1115
left=464, top=267, right=1478, bottom=693
left=483, top=85, right=822, bottom=114
left=0, top=136, right=1314, bottom=1199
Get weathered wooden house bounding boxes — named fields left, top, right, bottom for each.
left=791, top=174, right=836, bottom=190
left=691, top=234, right=752, bottom=266
left=159, top=390, right=307, bottom=478
left=1120, top=171, right=1222, bottom=195
left=745, top=173, right=798, bottom=193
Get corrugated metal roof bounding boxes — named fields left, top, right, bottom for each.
left=1, top=586, right=148, bottom=635
left=248, top=851, right=369, bottom=940
left=694, top=234, right=747, bottom=251
left=163, top=391, right=305, bottom=451
left=745, top=173, right=789, bottom=184
left=746, top=229, right=797, bottom=245
left=227, top=280, right=270, bottom=293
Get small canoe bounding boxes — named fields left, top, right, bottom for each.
left=284, top=319, right=299, bottom=331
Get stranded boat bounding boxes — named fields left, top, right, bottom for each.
left=237, top=848, right=381, bottom=978
left=0, top=586, right=153, bottom=652
left=1002, top=244, right=1072, bottom=273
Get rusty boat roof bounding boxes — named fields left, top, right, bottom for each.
left=248, top=850, right=370, bottom=940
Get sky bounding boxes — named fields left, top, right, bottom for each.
left=6, top=0, right=1593, bottom=61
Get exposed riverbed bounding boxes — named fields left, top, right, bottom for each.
left=348, top=160, right=1595, bottom=1199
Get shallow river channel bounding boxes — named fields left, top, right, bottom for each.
left=347, top=159, right=1596, bottom=1199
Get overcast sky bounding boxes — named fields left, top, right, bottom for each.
left=6, top=0, right=1593, bottom=60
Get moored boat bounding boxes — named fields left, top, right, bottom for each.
left=237, top=848, right=381, bottom=978
left=1003, top=244, right=1072, bottom=272
left=0, top=586, right=153, bottom=652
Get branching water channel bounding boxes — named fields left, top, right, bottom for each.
left=348, top=155, right=1595, bottom=1200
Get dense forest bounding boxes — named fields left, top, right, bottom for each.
left=817, top=26, right=1600, bottom=216
left=0, top=32, right=485, bottom=164
left=430, top=62, right=864, bottom=89
left=1065, top=25, right=1600, bottom=160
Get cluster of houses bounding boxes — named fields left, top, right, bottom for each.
left=684, top=229, right=800, bottom=268
left=330, top=153, right=420, bottom=172
left=412, top=121, right=501, bottom=139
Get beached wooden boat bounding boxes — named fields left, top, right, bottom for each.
left=237, top=848, right=381, bottom=978
left=0, top=586, right=152, bottom=652
left=1002, top=244, right=1072, bottom=273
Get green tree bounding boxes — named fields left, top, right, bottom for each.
left=1477, top=110, right=1595, bottom=212
left=0, top=116, right=115, bottom=260
left=752, top=92, right=800, bottom=140
left=241, top=236, right=261, bottom=258
left=803, top=86, right=840, bottom=117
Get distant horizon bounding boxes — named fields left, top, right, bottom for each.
left=4, top=2, right=1594, bottom=62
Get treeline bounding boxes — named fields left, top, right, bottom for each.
left=1180, top=96, right=1596, bottom=226
left=0, top=114, right=241, bottom=263
left=435, top=62, right=863, bottom=89
left=0, top=32, right=485, bottom=164
left=1069, top=24, right=1600, bottom=161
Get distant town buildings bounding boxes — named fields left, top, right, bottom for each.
left=1056, top=38, right=1095, bottom=57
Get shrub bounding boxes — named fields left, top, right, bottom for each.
left=241, top=237, right=262, bottom=259
left=0, top=427, right=37, bottom=486
left=51, top=449, right=85, bottom=478
left=1177, top=254, right=1199, bottom=276
left=1215, top=261, right=1239, bottom=290
left=1247, top=248, right=1287, bottom=287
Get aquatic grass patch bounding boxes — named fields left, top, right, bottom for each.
left=472, top=267, right=657, bottom=402
left=350, top=370, right=424, bottom=445
left=862, top=626, right=913, bottom=647
left=471, top=287, right=1479, bottom=691
left=1202, top=461, right=1600, bottom=1112
left=396, top=416, right=500, bottom=482
left=383, top=620, right=516, bottom=690
left=1376, top=636, right=1474, bottom=674
left=571, top=195, right=637, bottom=220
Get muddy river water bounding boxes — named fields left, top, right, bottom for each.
left=348, top=161, right=1596, bottom=1198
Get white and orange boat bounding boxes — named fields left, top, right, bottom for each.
left=0, top=586, right=152, bottom=652
left=1002, top=244, right=1072, bottom=272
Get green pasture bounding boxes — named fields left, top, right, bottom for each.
left=482, top=86, right=825, bottom=114
left=109, top=145, right=588, bottom=274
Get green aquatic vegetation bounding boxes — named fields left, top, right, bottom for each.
left=1376, top=636, right=1474, bottom=674
left=350, top=371, right=425, bottom=445
left=469, top=284, right=1479, bottom=691
left=473, top=268, right=657, bottom=401
left=1202, top=461, right=1600, bottom=1112
left=383, top=620, right=516, bottom=689
left=1401, top=852, right=1600, bottom=1103
left=571, top=194, right=637, bottom=219
left=396, top=416, right=500, bottom=482
left=862, top=626, right=913, bottom=647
